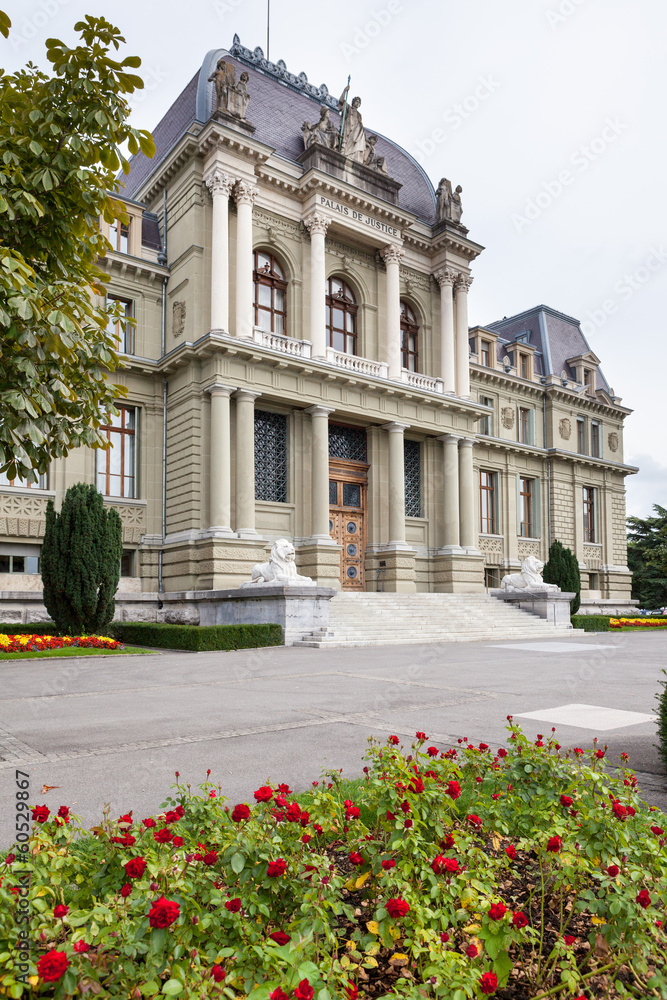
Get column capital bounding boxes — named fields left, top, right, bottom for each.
left=204, top=167, right=235, bottom=198
left=459, top=436, right=476, bottom=448
left=234, top=388, right=262, bottom=402
left=206, top=382, right=236, bottom=397
left=234, top=179, right=259, bottom=206
left=454, top=273, right=473, bottom=292
left=438, top=432, right=463, bottom=445
left=381, top=421, right=410, bottom=433
left=303, top=212, right=331, bottom=238
left=434, top=267, right=457, bottom=288
left=304, top=405, right=335, bottom=417
left=381, top=243, right=405, bottom=266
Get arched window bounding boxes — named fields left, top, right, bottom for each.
left=401, top=301, right=419, bottom=372
left=326, top=277, right=357, bottom=355
left=253, top=250, right=287, bottom=335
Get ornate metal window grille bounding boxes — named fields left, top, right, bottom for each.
left=404, top=439, right=422, bottom=517
left=328, top=424, right=367, bottom=462
left=254, top=410, right=288, bottom=502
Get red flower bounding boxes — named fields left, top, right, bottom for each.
left=441, top=833, right=455, bottom=850
left=440, top=931, right=450, bottom=942
left=142, top=817, right=157, bottom=829
left=345, top=984, right=359, bottom=1000
left=573, top=748, right=584, bottom=755
left=267, top=858, right=287, bottom=877
left=32, top=805, right=50, bottom=824
left=595, top=749, right=605, bottom=759
left=117, top=812, right=133, bottom=826
left=225, top=898, right=242, bottom=912
left=286, top=802, right=302, bottom=822
left=232, top=804, right=251, bottom=822
left=409, top=774, right=424, bottom=794
left=172, top=836, right=184, bottom=848
left=124, top=857, right=147, bottom=879
left=637, top=889, right=651, bottom=909
left=270, top=991, right=289, bottom=1000
left=446, top=780, right=462, bottom=799
left=57, top=806, right=70, bottom=821
left=415, top=731, right=427, bottom=740
left=382, top=858, right=396, bottom=870
left=37, top=950, right=68, bottom=981
left=301, top=834, right=312, bottom=844
left=612, top=800, right=627, bottom=821
left=512, top=911, right=528, bottom=928
left=73, top=940, right=90, bottom=953
left=650, top=825, right=664, bottom=836
left=254, top=786, right=273, bottom=802
left=606, top=865, right=620, bottom=877
left=349, top=852, right=364, bottom=866
left=497, top=747, right=507, bottom=758
left=120, top=883, right=132, bottom=898
left=53, top=904, right=69, bottom=919
left=559, top=795, right=573, bottom=807
left=148, top=896, right=180, bottom=928
left=211, top=965, right=225, bottom=982
left=563, top=935, right=576, bottom=946
left=467, top=814, right=483, bottom=829
left=154, top=828, right=173, bottom=844
left=479, top=972, right=498, bottom=995
left=427, top=746, right=438, bottom=756
left=505, top=845, right=517, bottom=860
left=203, top=851, right=218, bottom=866
left=4, top=853, right=15, bottom=865
left=400, top=800, right=411, bottom=814
left=431, top=854, right=446, bottom=874
left=270, top=930, right=291, bottom=945
left=294, top=979, right=314, bottom=1000
left=388, top=735, right=399, bottom=745
left=386, top=897, right=410, bottom=918
left=488, top=902, right=506, bottom=921
left=546, top=835, right=562, bottom=853
left=465, top=943, right=479, bottom=958
left=111, top=833, right=136, bottom=847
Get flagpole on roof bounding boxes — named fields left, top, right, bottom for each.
left=267, top=0, right=270, bottom=61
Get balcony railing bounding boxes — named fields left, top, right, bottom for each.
left=251, top=328, right=312, bottom=358
left=325, top=348, right=388, bottom=379
left=401, top=369, right=444, bottom=394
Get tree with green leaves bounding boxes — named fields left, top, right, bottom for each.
left=0, top=11, right=154, bottom=483
left=627, top=504, right=667, bottom=610
left=543, top=539, right=581, bottom=614
left=41, top=483, right=122, bottom=635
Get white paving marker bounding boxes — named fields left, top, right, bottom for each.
left=517, top=703, right=656, bottom=731
left=490, top=642, right=615, bottom=652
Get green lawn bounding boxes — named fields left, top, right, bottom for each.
left=0, top=645, right=154, bottom=660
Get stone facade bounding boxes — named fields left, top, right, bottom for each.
left=0, top=39, right=636, bottom=610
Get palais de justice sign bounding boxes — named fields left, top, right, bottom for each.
left=318, top=196, right=399, bottom=238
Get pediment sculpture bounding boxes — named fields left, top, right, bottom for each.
left=302, top=91, right=390, bottom=176
left=208, top=59, right=250, bottom=120
left=240, top=538, right=314, bottom=587
left=501, top=556, right=560, bottom=593
left=435, top=178, right=463, bottom=224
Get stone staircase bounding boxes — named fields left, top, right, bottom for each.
left=292, top=591, right=583, bottom=648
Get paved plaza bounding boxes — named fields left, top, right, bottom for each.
left=1, top=632, right=665, bottom=845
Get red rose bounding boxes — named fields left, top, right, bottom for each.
left=427, top=746, right=438, bottom=756
left=415, top=731, right=427, bottom=740
left=606, top=865, right=620, bottom=877
left=301, top=834, right=311, bottom=844
left=465, top=943, right=478, bottom=958
left=267, top=858, right=287, bottom=877
left=563, top=935, right=576, bottom=946
left=381, top=859, right=396, bottom=870
left=203, top=851, right=218, bottom=866
left=386, top=897, right=410, bottom=918
left=441, top=833, right=455, bottom=850
left=497, top=747, right=507, bottom=758
left=512, top=911, right=528, bottom=928
left=4, top=853, right=15, bottom=865
left=650, top=825, right=664, bottom=836
left=612, top=801, right=627, bottom=821
left=164, top=810, right=179, bottom=824
left=53, top=904, right=69, bottom=919
left=488, top=903, right=506, bottom=921
left=345, top=984, right=358, bottom=1000
left=142, top=818, right=156, bottom=829
left=124, top=857, right=147, bottom=879
left=148, top=896, right=180, bottom=928
left=37, top=950, right=69, bottom=982
left=270, top=930, right=291, bottom=945
left=270, top=990, right=289, bottom=1000
left=467, top=814, right=483, bottom=829
left=349, top=852, right=363, bottom=866
left=637, top=889, right=651, bottom=909
left=172, top=836, right=184, bottom=848
left=286, top=802, right=302, bottom=822
left=225, top=897, right=242, bottom=912
left=32, top=805, right=50, bottom=824
left=117, top=812, right=133, bottom=825
left=505, top=845, right=517, bottom=859
left=346, top=804, right=361, bottom=820
left=57, top=806, right=70, bottom=821
left=294, top=979, right=314, bottom=1000
left=479, top=971, right=498, bottom=995
left=254, top=786, right=273, bottom=802
left=73, top=940, right=91, bottom=953
left=154, top=828, right=173, bottom=844
left=559, top=795, right=573, bottom=807
left=595, top=749, right=605, bottom=759
left=440, top=931, right=450, bottom=942
left=232, top=804, right=251, bottom=822
left=211, top=965, right=225, bottom=982
left=446, top=780, right=461, bottom=799
left=388, top=735, right=399, bottom=745
left=546, top=835, right=562, bottom=852
left=120, top=883, right=132, bottom=898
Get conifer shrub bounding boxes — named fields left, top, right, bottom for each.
left=543, top=539, right=581, bottom=614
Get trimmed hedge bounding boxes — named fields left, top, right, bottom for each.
left=0, top=623, right=60, bottom=635
left=658, top=669, right=667, bottom=772
left=571, top=614, right=611, bottom=631
left=110, top=621, right=283, bottom=651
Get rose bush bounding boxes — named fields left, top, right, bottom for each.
left=1, top=723, right=666, bottom=998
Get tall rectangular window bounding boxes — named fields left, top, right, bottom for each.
left=518, top=407, right=531, bottom=444
left=519, top=477, right=534, bottom=537
left=519, top=353, right=528, bottom=379
left=577, top=418, right=586, bottom=454
left=109, top=219, right=130, bottom=254
left=107, top=296, right=134, bottom=354
left=479, top=470, right=497, bottom=534
left=254, top=410, right=288, bottom=502
left=96, top=406, right=136, bottom=498
left=404, top=439, right=421, bottom=517
left=480, top=396, right=493, bottom=436
left=591, top=421, right=600, bottom=458
left=583, top=486, right=596, bottom=542
left=480, top=340, right=490, bottom=367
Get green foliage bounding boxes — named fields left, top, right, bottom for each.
left=41, top=483, right=122, bottom=635
left=571, top=615, right=610, bottom=631
left=627, top=504, right=667, bottom=610
left=111, top=621, right=283, bottom=651
left=0, top=11, right=155, bottom=482
left=658, top=671, right=667, bottom=774
left=543, top=539, right=581, bottom=614
left=2, top=725, right=666, bottom=999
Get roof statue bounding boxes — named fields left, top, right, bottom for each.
left=301, top=106, right=338, bottom=150
left=435, top=178, right=463, bottom=224
left=363, top=135, right=388, bottom=174
left=208, top=59, right=250, bottom=120
left=337, top=85, right=366, bottom=162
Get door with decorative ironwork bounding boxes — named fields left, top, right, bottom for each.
left=328, top=460, right=367, bottom=590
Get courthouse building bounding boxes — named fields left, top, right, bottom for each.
left=0, top=37, right=636, bottom=607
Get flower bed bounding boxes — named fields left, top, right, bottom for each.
left=609, top=618, right=667, bottom=630
left=2, top=724, right=666, bottom=999
left=0, top=633, right=123, bottom=653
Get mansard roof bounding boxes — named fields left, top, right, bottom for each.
left=486, top=305, right=612, bottom=394
left=121, top=37, right=437, bottom=225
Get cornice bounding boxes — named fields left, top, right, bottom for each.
left=100, top=254, right=169, bottom=283
left=547, top=448, right=638, bottom=476
left=135, top=131, right=201, bottom=205
left=197, top=119, right=274, bottom=165
left=298, top=170, right=416, bottom=229
left=470, top=367, right=632, bottom=416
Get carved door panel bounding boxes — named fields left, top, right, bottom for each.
left=329, top=463, right=367, bottom=591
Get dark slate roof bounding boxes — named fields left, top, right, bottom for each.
left=486, top=305, right=611, bottom=393
left=121, top=41, right=437, bottom=224
left=141, top=212, right=162, bottom=251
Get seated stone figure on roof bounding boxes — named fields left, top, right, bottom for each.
left=301, top=106, right=338, bottom=150
left=363, top=134, right=388, bottom=174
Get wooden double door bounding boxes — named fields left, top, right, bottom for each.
left=329, top=458, right=367, bottom=590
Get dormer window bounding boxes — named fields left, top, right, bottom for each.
left=480, top=340, right=491, bottom=367
left=109, top=219, right=130, bottom=254
left=519, top=353, right=528, bottom=379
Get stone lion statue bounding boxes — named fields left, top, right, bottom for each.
left=241, top=538, right=314, bottom=588
left=500, top=556, right=560, bottom=593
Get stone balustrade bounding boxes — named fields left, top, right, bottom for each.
left=325, top=348, right=388, bottom=379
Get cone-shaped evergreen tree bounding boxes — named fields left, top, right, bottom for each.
left=543, top=539, right=581, bottom=615
left=41, top=483, right=122, bottom=635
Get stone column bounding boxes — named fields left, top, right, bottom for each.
left=434, top=269, right=456, bottom=393
left=234, top=389, right=261, bottom=536
left=381, top=244, right=405, bottom=380
left=382, top=422, right=410, bottom=545
left=234, top=180, right=258, bottom=340
left=305, top=405, right=335, bottom=541
left=439, top=433, right=462, bottom=550
left=454, top=274, right=473, bottom=397
left=459, top=436, right=477, bottom=550
left=207, top=383, right=235, bottom=534
left=204, top=168, right=234, bottom=332
left=304, top=213, right=331, bottom=359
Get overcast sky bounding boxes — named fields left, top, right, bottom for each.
left=4, top=0, right=665, bottom=519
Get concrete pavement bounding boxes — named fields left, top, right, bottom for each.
left=1, top=632, right=665, bottom=845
